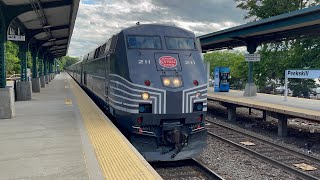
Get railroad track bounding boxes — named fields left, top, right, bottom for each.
left=206, top=119, right=320, bottom=180
left=150, top=158, right=223, bottom=180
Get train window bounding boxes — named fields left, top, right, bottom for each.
left=127, top=35, right=162, bottom=49
left=165, top=37, right=197, bottom=50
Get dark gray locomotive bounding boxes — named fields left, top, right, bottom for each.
left=67, top=24, right=207, bottom=161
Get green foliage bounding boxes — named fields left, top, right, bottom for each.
left=234, top=0, right=317, bottom=20
left=5, top=41, right=19, bottom=75
left=5, top=41, right=34, bottom=76
left=204, top=51, right=248, bottom=89
left=58, top=56, right=79, bottom=70
left=234, top=0, right=320, bottom=96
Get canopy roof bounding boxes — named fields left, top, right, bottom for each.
left=199, top=5, right=320, bottom=52
left=0, top=0, right=80, bottom=57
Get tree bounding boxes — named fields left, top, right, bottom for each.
left=5, top=41, right=34, bottom=76
left=58, top=56, right=79, bottom=70
left=5, top=41, right=20, bottom=75
left=204, top=51, right=248, bottom=89
left=234, top=0, right=320, bottom=96
left=234, top=0, right=319, bottom=20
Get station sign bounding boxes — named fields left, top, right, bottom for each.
left=284, top=69, right=320, bottom=101
left=7, top=35, right=25, bottom=42
left=245, top=54, right=260, bottom=62
left=286, top=70, right=320, bottom=79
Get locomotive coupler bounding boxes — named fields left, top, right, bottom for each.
left=161, top=129, right=188, bottom=158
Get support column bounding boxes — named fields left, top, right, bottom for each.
left=0, top=7, right=6, bottom=89
left=39, top=58, right=45, bottom=88
left=51, top=61, right=55, bottom=80
left=16, top=42, right=31, bottom=101
left=31, top=50, right=40, bottom=93
left=278, top=114, right=288, bottom=137
left=44, top=59, right=49, bottom=84
left=54, top=58, right=57, bottom=74
left=263, top=110, right=267, bottom=120
left=0, top=7, right=14, bottom=119
left=244, top=43, right=258, bottom=97
left=48, top=60, right=51, bottom=82
left=227, top=105, right=237, bottom=121
left=53, top=59, right=56, bottom=79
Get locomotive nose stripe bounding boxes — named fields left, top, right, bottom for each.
left=182, top=84, right=208, bottom=113
left=109, top=74, right=166, bottom=114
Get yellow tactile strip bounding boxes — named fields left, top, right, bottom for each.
left=67, top=75, right=162, bottom=180
left=208, top=92, right=320, bottom=121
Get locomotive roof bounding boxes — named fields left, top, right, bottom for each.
left=121, top=23, right=195, bottom=35
left=80, top=23, right=196, bottom=64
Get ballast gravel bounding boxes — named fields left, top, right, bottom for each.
left=197, top=136, right=298, bottom=180
left=193, top=101, right=320, bottom=179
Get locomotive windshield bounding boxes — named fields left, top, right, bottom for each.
left=165, top=37, right=197, bottom=50
left=127, top=35, right=162, bottom=49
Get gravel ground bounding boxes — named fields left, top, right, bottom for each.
left=194, top=101, right=320, bottom=179
left=197, top=136, right=298, bottom=180
left=154, top=166, right=208, bottom=180
left=207, top=101, right=320, bottom=157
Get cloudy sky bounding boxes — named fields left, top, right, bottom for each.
left=67, top=0, right=247, bottom=56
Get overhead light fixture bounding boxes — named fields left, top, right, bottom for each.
left=48, top=38, right=56, bottom=42
left=42, top=25, right=51, bottom=28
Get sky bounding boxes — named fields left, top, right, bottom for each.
left=67, top=0, right=247, bottom=57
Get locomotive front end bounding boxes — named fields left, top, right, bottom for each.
left=121, top=25, right=208, bottom=161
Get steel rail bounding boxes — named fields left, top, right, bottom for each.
left=191, top=158, right=224, bottom=180
left=207, top=126, right=319, bottom=180
left=206, top=119, right=320, bottom=165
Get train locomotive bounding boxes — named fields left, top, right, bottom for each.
left=67, top=24, right=208, bottom=161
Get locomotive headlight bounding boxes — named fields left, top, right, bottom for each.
left=195, top=92, right=201, bottom=99
left=161, top=76, right=183, bottom=88
left=173, top=78, right=181, bottom=87
left=163, top=78, right=170, bottom=86
left=141, top=92, right=150, bottom=100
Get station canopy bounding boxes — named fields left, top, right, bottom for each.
left=199, top=5, right=320, bottom=52
left=0, top=0, right=80, bottom=57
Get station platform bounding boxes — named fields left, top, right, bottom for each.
left=208, top=88, right=320, bottom=121
left=0, top=73, right=161, bottom=180
left=207, top=88, right=320, bottom=136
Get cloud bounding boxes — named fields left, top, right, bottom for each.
left=68, top=0, right=246, bottom=57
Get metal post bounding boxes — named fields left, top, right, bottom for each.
left=50, top=61, right=52, bottom=73
left=39, top=57, right=45, bottom=88
left=30, top=48, right=40, bottom=93
left=38, top=57, right=42, bottom=76
left=48, top=60, right=51, bottom=74
left=284, top=70, right=288, bottom=101
left=244, top=42, right=258, bottom=97
left=44, top=59, right=47, bottom=76
left=31, top=50, right=37, bottom=78
left=248, top=62, right=253, bottom=83
left=54, top=59, right=56, bottom=74
left=206, top=61, right=210, bottom=89
left=19, top=42, right=27, bottom=81
left=16, top=42, right=31, bottom=101
left=0, top=7, right=6, bottom=88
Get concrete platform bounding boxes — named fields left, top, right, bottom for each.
left=208, top=88, right=320, bottom=137
left=0, top=73, right=161, bottom=180
left=208, top=88, right=320, bottom=121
